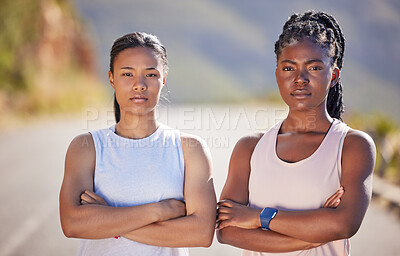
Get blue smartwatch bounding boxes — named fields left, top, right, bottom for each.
left=260, top=207, right=278, bottom=230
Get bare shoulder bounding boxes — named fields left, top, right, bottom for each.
left=180, top=132, right=212, bottom=170
left=342, top=128, right=376, bottom=179
left=180, top=132, right=206, bottom=150
left=65, top=133, right=95, bottom=172
left=67, top=133, right=95, bottom=155
left=180, top=132, right=210, bottom=156
left=233, top=132, right=264, bottom=156
left=343, top=128, right=376, bottom=155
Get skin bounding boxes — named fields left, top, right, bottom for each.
left=216, top=39, right=376, bottom=252
left=59, top=47, right=217, bottom=247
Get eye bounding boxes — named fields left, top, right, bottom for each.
left=282, top=67, right=294, bottom=71
left=309, top=66, right=322, bottom=71
left=146, top=73, right=158, bottom=78
left=122, top=73, right=133, bottom=77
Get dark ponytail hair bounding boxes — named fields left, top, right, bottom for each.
left=109, top=32, right=168, bottom=123
left=274, top=11, right=345, bottom=120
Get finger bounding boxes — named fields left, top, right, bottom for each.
left=218, top=200, right=234, bottom=208
left=80, top=199, right=89, bottom=205
left=216, top=213, right=231, bottom=222
left=84, top=190, right=109, bottom=205
left=81, top=192, right=96, bottom=203
left=323, top=188, right=344, bottom=207
left=217, top=206, right=232, bottom=214
left=84, top=190, right=102, bottom=201
left=217, top=219, right=232, bottom=230
left=329, top=190, right=344, bottom=204
left=331, top=198, right=341, bottom=208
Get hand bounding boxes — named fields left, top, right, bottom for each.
left=216, top=199, right=261, bottom=230
left=157, top=198, right=186, bottom=221
left=80, top=190, right=109, bottom=206
left=323, top=186, right=344, bottom=208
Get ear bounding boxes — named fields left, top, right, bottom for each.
left=108, top=71, right=115, bottom=89
left=162, top=72, right=168, bottom=85
left=330, top=67, right=340, bottom=87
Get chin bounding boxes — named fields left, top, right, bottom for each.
left=121, top=105, right=157, bottom=117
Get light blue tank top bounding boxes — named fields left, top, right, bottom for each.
left=77, top=123, right=189, bottom=256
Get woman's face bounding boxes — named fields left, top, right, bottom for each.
left=109, top=47, right=166, bottom=118
left=275, top=39, right=339, bottom=113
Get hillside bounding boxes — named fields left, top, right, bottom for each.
left=73, top=0, right=400, bottom=118
left=0, top=0, right=106, bottom=124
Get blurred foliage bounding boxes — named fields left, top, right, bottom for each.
left=0, top=0, right=41, bottom=92
left=348, top=113, right=400, bottom=185
left=0, top=0, right=107, bottom=127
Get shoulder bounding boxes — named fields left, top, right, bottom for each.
left=66, top=133, right=95, bottom=160
left=343, top=128, right=376, bottom=156
left=232, top=132, right=264, bottom=156
left=69, top=133, right=94, bottom=149
left=64, top=133, right=96, bottom=178
left=228, top=132, right=264, bottom=169
left=180, top=132, right=211, bottom=163
left=180, top=132, right=207, bottom=149
left=341, top=128, right=376, bottom=177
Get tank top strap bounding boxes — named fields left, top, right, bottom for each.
left=333, top=120, right=350, bottom=180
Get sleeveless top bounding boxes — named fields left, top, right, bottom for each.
left=77, top=123, right=189, bottom=256
left=243, top=119, right=350, bottom=256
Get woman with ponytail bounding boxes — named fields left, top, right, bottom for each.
left=60, top=32, right=216, bottom=255
left=217, top=11, right=376, bottom=255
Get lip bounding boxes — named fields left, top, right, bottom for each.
left=291, top=91, right=311, bottom=99
left=129, top=95, right=148, bottom=103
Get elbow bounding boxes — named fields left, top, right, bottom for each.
left=216, top=228, right=230, bottom=245
left=61, top=220, right=76, bottom=238
left=340, top=224, right=359, bottom=239
left=63, top=229, right=76, bottom=239
left=216, top=230, right=225, bottom=244
left=197, top=225, right=214, bottom=247
left=331, top=219, right=361, bottom=240
left=60, top=211, right=82, bottom=238
left=199, top=234, right=213, bottom=248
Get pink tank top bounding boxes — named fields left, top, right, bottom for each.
left=244, top=119, right=350, bottom=256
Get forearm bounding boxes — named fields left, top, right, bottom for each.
left=61, top=203, right=160, bottom=239
left=269, top=208, right=355, bottom=243
left=217, top=226, right=318, bottom=253
left=122, top=213, right=214, bottom=247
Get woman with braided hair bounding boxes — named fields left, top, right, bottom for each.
left=217, top=11, right=375, bottom=255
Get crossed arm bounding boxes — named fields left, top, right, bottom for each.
left=59, top=133, right=217, bottom=247
left=216, top=130, right=375, bottom=252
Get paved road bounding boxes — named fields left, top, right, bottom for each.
left=1, top=105, right=399, bottom=255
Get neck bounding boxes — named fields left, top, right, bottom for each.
left=115, top=111, right=158, bottom=139
left=282, top=108, right=333, bottom=133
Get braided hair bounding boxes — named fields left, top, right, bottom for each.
left=109, top=32, right=168, bottom=123
left=275, top=11, right=345, bottom=120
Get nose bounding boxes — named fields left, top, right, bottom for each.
left=295, top=69, right=309, bottom=86
left=132, top=76, right=147, bottom=91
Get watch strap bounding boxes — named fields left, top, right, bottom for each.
left=260, top=207, right=278, bottom=230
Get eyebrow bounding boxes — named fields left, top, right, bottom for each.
left=120, top=67, right=158, bottom=70
left=305, top=59, right=324, bottom=65
left=280, top=59, right=324, bottom=65
left=280, top=60, right=296, bottom=65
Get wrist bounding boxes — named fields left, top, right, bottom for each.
left=152, top=202, right=164, bottom=222
left=255, top=209, right=263, bottom=228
